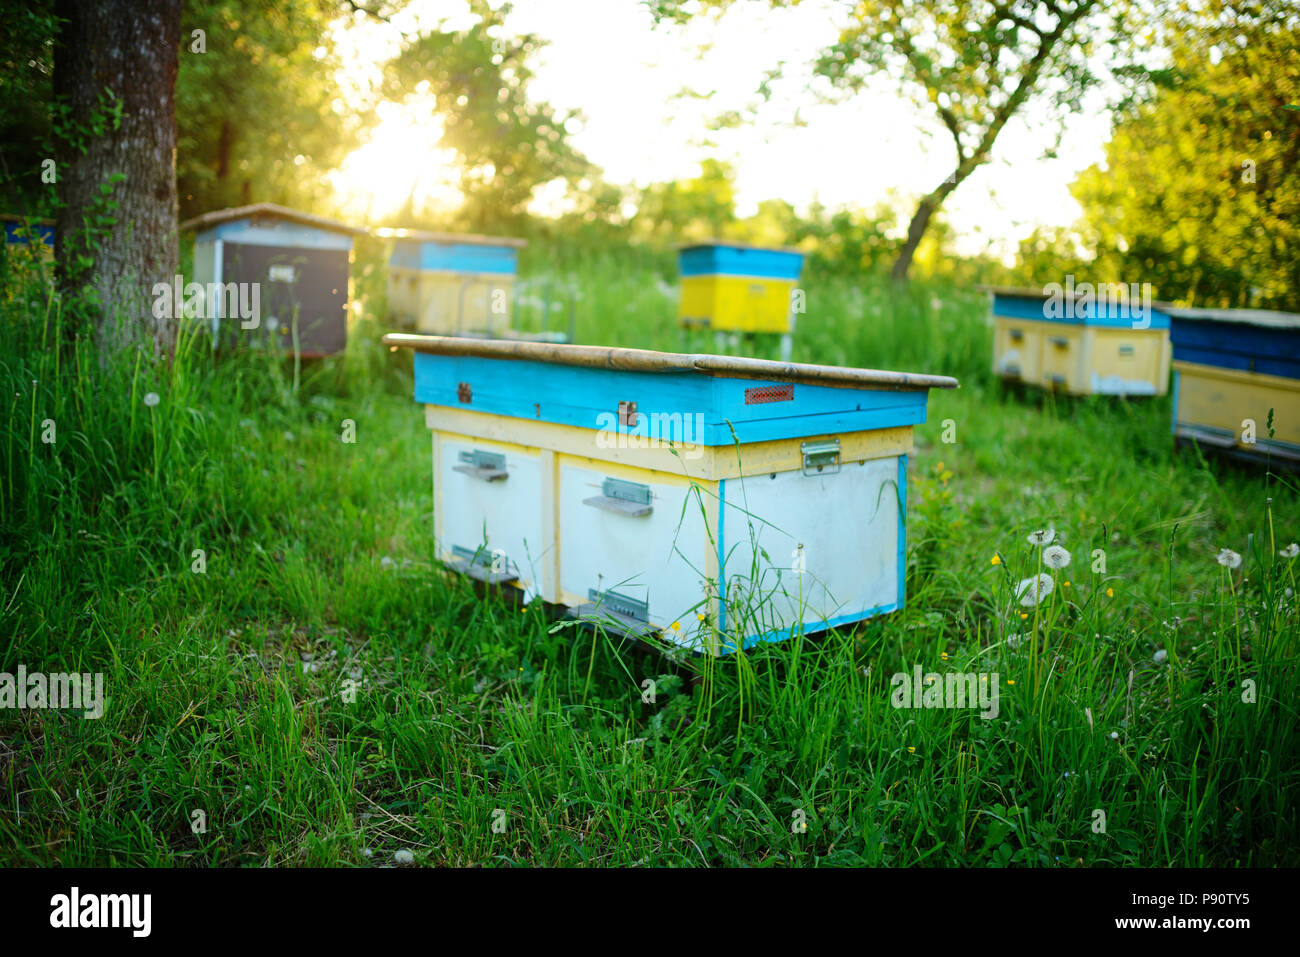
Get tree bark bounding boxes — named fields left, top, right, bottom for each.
left=891, top=171, right=966, bottom=283
left=54, top=0, right=182, bottom=358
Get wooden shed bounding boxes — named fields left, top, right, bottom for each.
left=678, top=242, right=804, bottom=359
left=381, top=228, right=526, bottom=336
left=1168, top=306, right=1300, bottom=467
left=384, top=334, right=958, bottom=654
left=181, top=203, right=364, bottom=357
left=986, top=286, right=1172, bottom=396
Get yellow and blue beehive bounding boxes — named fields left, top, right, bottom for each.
left=384, top=229, right=526, bottom=336
left=678, top=242, right=803, bottom=335
left=2, top=214, right=55, bottom=275
left=1168, top=307, right=1300, bottom=468
left=988, top=286, right=1171, bottom=396
left=385, top=334, right=957, bottom=655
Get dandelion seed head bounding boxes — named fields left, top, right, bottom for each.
left=1216, top=548, right=1242, bottom=569
left=1110, top=731, right=1119, bottom=740
left=143, top=392, right=160, bottom=407
left=1015, top=573, right=1055, bottom=607
left=1043, top=545, right=1071, bottom=569
left=1153, top=649, right=1168, bottom=664
left=1280, top=543, right=1299, bottom=559
left=394, top=849, right=414, bottom=864
left=1027, top=527, right=1056, bottom=546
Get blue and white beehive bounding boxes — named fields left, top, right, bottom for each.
left=385, top=334, right=958, bottom=654
left=182, top=203, right=364, bottom=356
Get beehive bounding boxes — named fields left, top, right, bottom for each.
left=2, top=214, right=55, bottom=272
left=987, top=286, right=1171, bottom=396
left=678, top=242, right=803, bottom=342
left=383, top=229, right=526, bottom=336
left=385, top=334, right=958, bottom=654
left=1168, top=306, right=1300, bottom=468
left=182, top=203, right=363, bottom=357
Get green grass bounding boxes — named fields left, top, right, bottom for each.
left=1, top=245, right=1296, bottom=866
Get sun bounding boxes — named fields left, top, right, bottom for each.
left=330, top=94, right=462, bottom=222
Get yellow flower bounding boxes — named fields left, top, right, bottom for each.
left=1007, top=679, right=1016, bottom=686
left=941, top=651, right=949, bottom=660
left=671, top=621, right=681, bottom=631
left=907, top=746, right=916, bottom=753
left=696, top=613, right=706, bottom=621
left=1106, top=587, right=1114, bottom=597
left=1064, top=581, right=1071, bottom=587
left=991, top=554, right=1002, bottom=566
left=1020, top=612, right=1028, bottom=620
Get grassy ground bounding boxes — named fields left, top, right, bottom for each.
left=1, top=246, right=1296, bottom=866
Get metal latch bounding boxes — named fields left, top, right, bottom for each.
left=618, top=401, right=638, bottom=428
left=584, top=477, right=653, bottom=516
left=453, top=449, right=508, bottom=481
left=449, top=544, right=517, bottom=584
left=588, top=588, right=649, bottom=622
left=457, top=382, right=472, bottom=403
left=801, top=438, right=840, bottom=475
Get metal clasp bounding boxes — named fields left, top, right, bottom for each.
left=801, top=438, right=840, bottom=476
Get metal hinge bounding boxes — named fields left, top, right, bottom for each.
left=618, top=400, right=638, bottom=428
left=801, top=438, right=840, bottom=476
left=588, top=588, right=649, bottom=622
left=453, top=449, right=508, bottom=481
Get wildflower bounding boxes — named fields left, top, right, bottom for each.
left=143, top=392, right=160, bottom=407
left=1019, top=612, right=1028, bottom=620
left=907, top=746, right=915, bottom=753
left=1280, top=543, right=1299, bottom=559
left=696, top=613, right=706, bottom=621
left=1106, top=587, right=1114, bottom=598
left=1007, top=679, right=1016, bottom=686
left=1216, top=549, right=1242, bottom=569
left=991, top=553, right=1002, bottom=566
left=1027, top=528, right=1056, bottom=546
left=1015, top=573, right=1055, bottom=607
left=1043, top=545, right=1071, bottom=569
left=1063, top=581, right=1071, bottom=587
left=670, top=621, right=681, bottom=632
left=1110, top=732, right=1119, bottom=741
left=394, top=849, right=414, bottom=865
left=1153, top=649, right=1168, bottom=664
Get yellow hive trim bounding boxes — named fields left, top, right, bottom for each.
left=678, top=274, right=797, bottom=334
left=1173, top=361, right=1300, bottom=447
left=424, top=406, right=913, bottom=480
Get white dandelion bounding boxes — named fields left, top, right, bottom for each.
left=1027, top=527, right=1056, bottom=546
left=1216, top=548, right=1242, bottom=569
left=1153, top=649, right=1167, bottom=664
left=1016, top=573, right=1055, bottom=607
left=143, top=392, right=160, bottom=407
left=394, top=849, right=414, bottom=865
left=1110, top=731, right=1119, bottom=741
left=1043, top=544, right=1071, bottom=569
left=1280, top=543, right=1299, bottom=559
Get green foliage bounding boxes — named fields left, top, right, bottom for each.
left=381, top=1, right=590, bottom=231
left=1069, top=0, right=1300, bottom=308
left=3, top=244, right=1296, bottom=867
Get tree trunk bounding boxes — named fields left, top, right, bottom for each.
left=54, top=0, right=182, bottom=358
left=891, top=167, right=972, bottom=283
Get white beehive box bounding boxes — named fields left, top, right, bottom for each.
left=386, top=335, right=958, bottom=654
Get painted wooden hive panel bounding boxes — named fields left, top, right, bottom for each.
left=1168, top=308, right=1300, bottom=466
left=387, top=235, right=522, bottom=335
left=677, top=243, right=804, bottom=334
left=387, top=335, right=957, bottom=654
left=989, top=289, right=1171, bottom=396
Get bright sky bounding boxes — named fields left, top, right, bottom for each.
left=329, top=0, right=1117, bottom=260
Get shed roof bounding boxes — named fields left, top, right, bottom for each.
left=383, top=334, right=958, bottom=391
left=180, top=203, right=365, bottom=236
